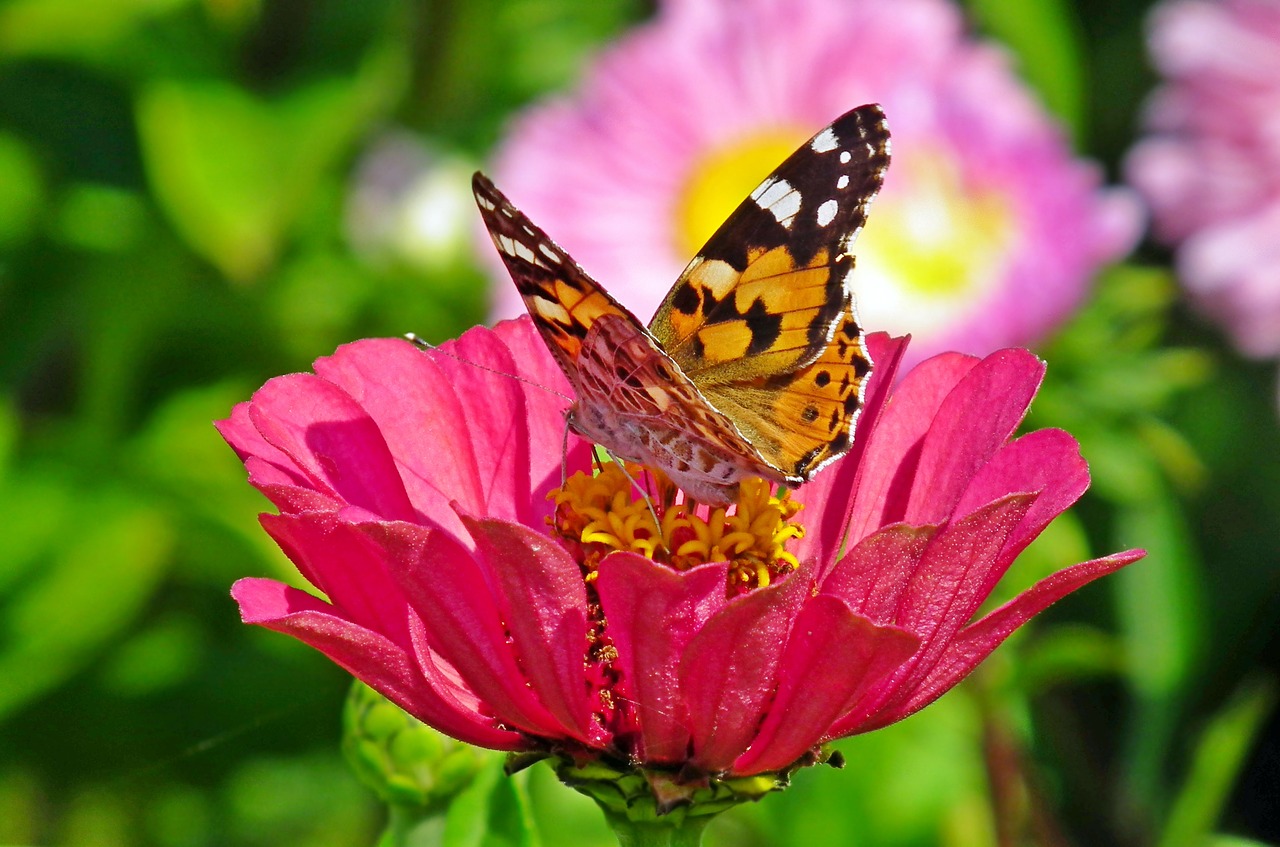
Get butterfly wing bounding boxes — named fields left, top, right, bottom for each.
left=473, top=172, right=643, bottom=383
left=648, top=103, right=890, bottom=480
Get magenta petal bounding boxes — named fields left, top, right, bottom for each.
left=364, top=521, right=571, bottom=738
left=595, top=554, right=730, bottom=763
left=452, top=320, right=594, bottom=509
left=247, top=373, right=417, bottom=522
left=863, top=494, right=1036, bottom=723
left=217, top=401, right=299, bottom=476
left=794, top=332, right=910, bottom=570
left=312, top=337, right=508, bottom=540
left=462, top=515, right=594, bottom=742
left=903, top=348, right=1045, bottom=526
left=952, top=427, right=1090, bottom=577
left=680, top=569, right=809, bottom=772
left=897, top=494, right=1035, bottom=645
left=732, top=597, right=918, bottom=775
left=231, top=578, right=521, bottom=750
left=865, top=549, right=1145, bottom=728
left=259, top=512, right=410, bottom=644
left=243, top=458, right=344, bottom=514
left=844, top=352, right=981, bottom=545
left=821, top=522, right=939, bottom=622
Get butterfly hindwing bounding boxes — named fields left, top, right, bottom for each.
left=570, top=314, right=790, bottom=502
left=650, top=104, right=889, bottom=383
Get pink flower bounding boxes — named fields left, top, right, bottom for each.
left=1125, top=0, right=1280, bottom=358
left=486, top=0, right=1139, bottom=368
left=222, top=319, right=1141, bottom=788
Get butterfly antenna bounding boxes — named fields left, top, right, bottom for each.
left=404, top=333, right=573, bottom=402
left=560, top=414, right=572, bottom=490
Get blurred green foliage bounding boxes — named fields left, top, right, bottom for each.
left=0, top=0, right=1276, bottom=845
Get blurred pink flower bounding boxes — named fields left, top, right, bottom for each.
left=222, top=320, right=1140, bottom=787
left=486, top=0, right=1139, bottom=367
left=1125, top=0, right=1280, bottom=358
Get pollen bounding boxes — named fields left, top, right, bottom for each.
left=549, top=463, right=805, bottom=591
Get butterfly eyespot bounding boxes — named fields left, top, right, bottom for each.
left=475, top=104, right=889, bottom=505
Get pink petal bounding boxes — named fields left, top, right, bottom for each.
left=731, top=597, right=918, bottom=775
left=243, top=459, right=344, bottom=513
left=231, top=578, right=521, bottom=750
left=952, top=427, right=1090, bottom=581
left=246, top=373, right=418, bottom=522
left=216, top=401, right=300, bottom=477
left=458, top=320, right=595, bottom=510
left=680, top=568, right=809, bottom=772
left=841, top=494, right=1036, bottom=731
left=895, top=494, right=1035, bottom=650
left=462, top=515, right=594, bottom=742
left=259, top=512, right=411, bottom=645
left=595, top=553, right=730, bottom=763
left=902, top=348, right=1045, bottom=526
left=821, top=522, right=939, bottom=622
left=844, top=352, right=981, bottom=545
left=363, top=521, right=572, bottom=739
left=794, top=332, right=911, bottom=570
left=863, top=548, right=1145, bottom=728
left=310, top=337, right=498, bottom=542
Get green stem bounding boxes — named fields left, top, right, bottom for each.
left=378, top=804, right=447, bottom=847
left=601, top=809, right=711, bottom=847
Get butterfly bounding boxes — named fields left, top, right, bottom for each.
left=475, top=103, right=890, bottom=505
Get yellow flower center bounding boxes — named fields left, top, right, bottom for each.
left=853, top=146, right=1016, bottom=341
left=676, top=128, right=807, bottom=258
left=548, top=464, right=805, bottom=592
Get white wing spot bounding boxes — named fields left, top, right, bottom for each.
left=539, top=242, right=561, bottom=262
left=839, top=150, right=852, bottom=164
left=752, top=178, right=801, bottom=228
left=837, top=174, right=850, bottom=190
left=477, top=196, right=496, bottom=211
left=816, top=198, right=839, bottom=227
left=811, top=128, right=839, bottom=153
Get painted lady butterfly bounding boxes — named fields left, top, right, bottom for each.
left=475, top=103, right=891, bottom=505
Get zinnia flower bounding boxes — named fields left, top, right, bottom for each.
left=222, top=317, right=1142, bottom=819
left=1125, top=0, right=1280, bottom=358
left=486, top=0, right=1139, bottom=367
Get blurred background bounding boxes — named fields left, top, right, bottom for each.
left=0, top=0, right=1277, bottom=844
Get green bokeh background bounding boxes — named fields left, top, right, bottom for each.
left=0, top=0, right=1276, bottom=845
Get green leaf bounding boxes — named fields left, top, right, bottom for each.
left=1159, top=679, right=1277, bottom=847
left=0, top=490, right=172, bottom=718
left=442, top=757, right=539, bottom=847
left=0, top=0, right=192, bottom=60
left=0, top=132, right=44, bottom=246
left=965, top=0, right=1086, bottom=137
left=1114, top=475, right=1207, bottom=816
left=136, top=54, right=402, bottom=281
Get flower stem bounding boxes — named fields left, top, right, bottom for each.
left=378, top=804, right=446, bottom=847
left=601, top=809, right=711, bottom=847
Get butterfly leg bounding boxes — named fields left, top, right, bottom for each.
left=602, top=449, right=663, bottom=545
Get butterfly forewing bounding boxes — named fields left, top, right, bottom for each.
left=474, top=103, right=891, bottom=504
left=472, top=172, right=641, bottom=382
left=649, top=104, right=890, bottom=382
left=697, top=306, right=870, bottom=478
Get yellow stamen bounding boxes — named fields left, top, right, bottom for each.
left=549, top=465, right=805, bottom=592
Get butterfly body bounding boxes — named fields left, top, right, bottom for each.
left=476, top=104, right=891, bottom=504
